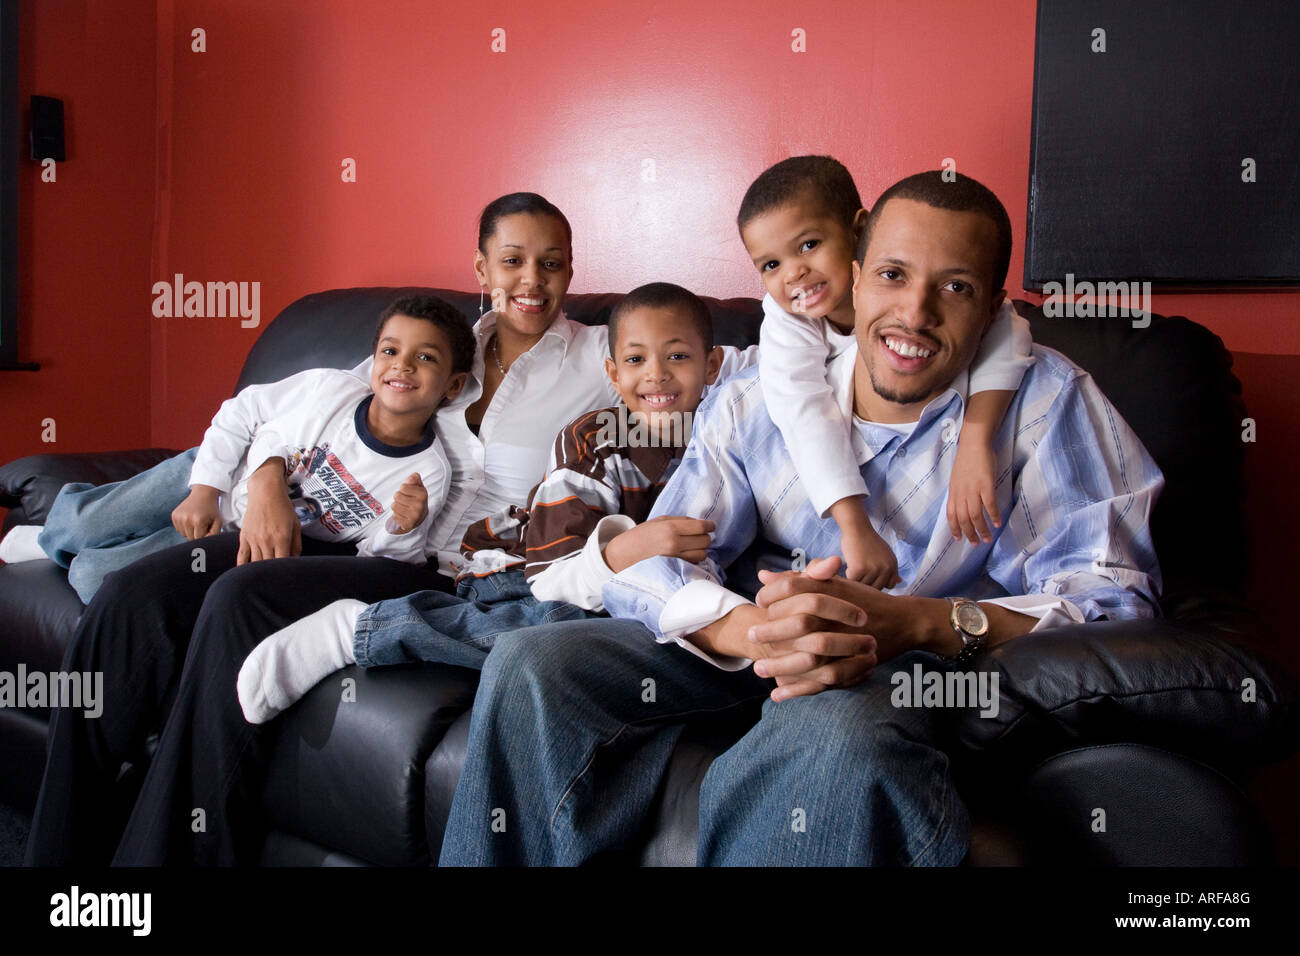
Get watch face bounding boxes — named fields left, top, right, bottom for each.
left=955, top=602, right=989, bottom=637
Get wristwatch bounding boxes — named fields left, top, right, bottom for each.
left=944, top=598, right=989, bottom=666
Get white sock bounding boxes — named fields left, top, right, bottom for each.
left=237, top=599, right=364, bottom=724
left=0, top=526, right=49, bottom=564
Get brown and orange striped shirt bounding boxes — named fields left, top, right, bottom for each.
left=458, top=406, right=684, bottom=580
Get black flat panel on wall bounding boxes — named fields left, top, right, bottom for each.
left=1025, top=0, right=1300, bottom=288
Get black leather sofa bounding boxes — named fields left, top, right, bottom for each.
left=2, top=286, right=1297, bottom=866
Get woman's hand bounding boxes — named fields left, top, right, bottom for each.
left=237, top=458, right=302, bottom=565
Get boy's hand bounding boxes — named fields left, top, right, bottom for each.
left=947, top=438, right=1001, bottom=544
left=830, top=498, right=900, bottom=589
left=238, top=457, right=302, bottom=565
left=837, top=530, right=899, bottom=590
left=171, top=485, right=224, bottom=540
left=602, top=515, right=715, bottom=573
left=387, top=474, right=428, bottom=535
left=840, top=522, right=901, bottom=590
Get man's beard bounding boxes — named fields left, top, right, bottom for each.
left=868, top=364, right=935, bottom=406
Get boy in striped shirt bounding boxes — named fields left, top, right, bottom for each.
left=237, top=282, right=733, bottom=722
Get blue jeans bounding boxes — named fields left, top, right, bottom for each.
left=38, top=447, right=199, bottom=603
left=697, top=650, right=969, bottom=865
left=437, top=622, right=970, bottom=866
left=354, top=568, right=594, bottom=670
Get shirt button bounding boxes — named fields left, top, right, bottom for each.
left=637, top=602, right=649, bottom=613
left=895, top=445, right=908, bottom=459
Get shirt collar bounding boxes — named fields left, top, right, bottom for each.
left=441, top=310, right=577, bottom=427
left=472, top=309, right=577, bottom=357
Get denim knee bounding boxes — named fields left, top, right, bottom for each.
left=477, top=626, right=557, bottom=695
left=477, top=618, right=644, bottom=702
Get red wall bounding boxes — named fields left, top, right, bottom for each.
left=1, top=0, right=156, bottom=466
left=144, top=0, right=1300, bottom=429
left=8, top=0, right=1300, bottom=644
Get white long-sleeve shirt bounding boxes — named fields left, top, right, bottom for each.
left=189, top=368, right=450, bottom=563
left=758, top=295, right=1034, bottom=517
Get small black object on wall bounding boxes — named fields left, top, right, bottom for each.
left=29, top=94, right=64, bottom=162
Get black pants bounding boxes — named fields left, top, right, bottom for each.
left=25, top=531, right=450, bottom=866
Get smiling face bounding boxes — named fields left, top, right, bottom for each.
left=852, top=197, right=1006, bottom=422
left=740, top=193, right=863, bottom=333
left=473, top=212, right=573, bottom=337
left=368, top=312, right=468, bottom=427
left=605, top=305, right=723, bottom=439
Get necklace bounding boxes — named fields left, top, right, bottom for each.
left=490, top=334, right=507, bottom=375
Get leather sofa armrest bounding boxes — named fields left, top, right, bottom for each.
left=261, top=663, right=478, bottom=866
left=0, top=448, right=183, bottom=526
left=1018, top=744, right=1272, bottom=865
left=952, top=618, right=1300, bottom=767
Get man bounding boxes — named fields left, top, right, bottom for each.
left=437, top=171, right=1163, bottom=866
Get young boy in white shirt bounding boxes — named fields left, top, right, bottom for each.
left=738, top=156, right=1034, bottom=587
left=3, top=294, right=473, bottom=601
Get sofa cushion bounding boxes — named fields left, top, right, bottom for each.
left=635, top=701, right=763, bottom=867
left=235, top=288, right=478, bottom=391
left=953, top=618, right=1300, bottom=766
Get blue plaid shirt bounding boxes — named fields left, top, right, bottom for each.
left=603, top=343, right=1164, bottom=668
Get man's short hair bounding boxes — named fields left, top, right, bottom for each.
left=856, top=171, right=1012, bottom=293
left=736, top=155, right=864, bottom=233
left=374, top=294, right=476, bottom=374
left=608, top=283, right=714, bottom=357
